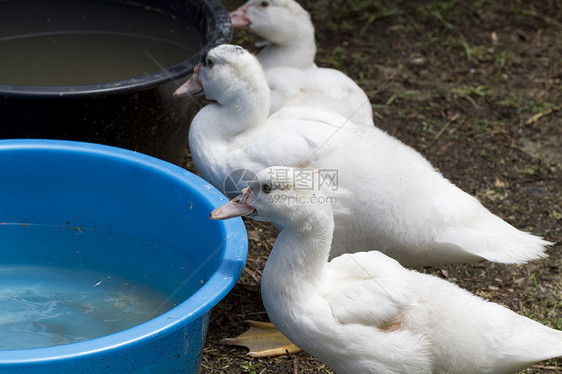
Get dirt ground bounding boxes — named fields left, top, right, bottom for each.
left=183, top=0, right=562, bottom=373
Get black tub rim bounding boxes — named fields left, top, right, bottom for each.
left=0, top=0, right=231, bottom=98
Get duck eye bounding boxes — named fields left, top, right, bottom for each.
left=203, top=56, right=215, bottom=68
left=258, top=1, right=270, bottom=8
left=261, top=184, right=272, bottom=194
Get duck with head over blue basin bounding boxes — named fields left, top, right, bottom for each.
left=211, top=166, right=562, bottom=374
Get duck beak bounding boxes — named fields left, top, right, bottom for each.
left=210, top=188, right=256, bottom=220
left=173, top=63, right=203, bottom=98
left=230, top=5, right=250, bottom=29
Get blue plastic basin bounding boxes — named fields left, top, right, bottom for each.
left=0, top=139, right=247, bottom=373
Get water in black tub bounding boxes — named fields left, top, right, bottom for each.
left=0, top=0, right=203, bottom=86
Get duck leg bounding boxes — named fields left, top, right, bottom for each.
left=221, top=320, right=301, bottom=357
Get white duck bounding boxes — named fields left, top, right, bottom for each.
left=211, top=166, right=562, bottom=374
left=174, top=44, right=551, bottom=267
left=230, top=0, right=374, bottom=125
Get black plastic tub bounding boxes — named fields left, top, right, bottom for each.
left=0, top=0, right=231, bottom=165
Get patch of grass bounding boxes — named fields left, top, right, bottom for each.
left=241, top=362, right=262, bottom=374
left=395, top=108, right=415, bottom=118
left=496, top=93, right=527, bottom=112
left=470, top=119, right=506, bottom=138
left=529, top=273, right=539, bottom=288
left=497, top=93, right=560, bottom=115
left=372, top=89, right=424, bottom=115
left=417, top=0, right=490, bottom=40
left=495, top=49, right=508, bottom=67
left=421, top=118, right=444, bottom=136
left=450, top=85, right=493, bottom=97
left=530, top=101, right=560, bottom=114
left=325, top=0, right=400, bottom=34
left=422, top=30, right=444, bottom=45
left=459, top=38, right=488, bottom=61
left=357, top=5, right=401, bottom=36
left=443, top=37, right=491, bottom=62
left=422, top=100, right=446, bottom=113
left=521, top=160, right=554, bottom=176
left=510, top=1, right=538, bottom=16
left=331, top=0, right=400, bottom=20
left=385, top=90, right=421, bottom=106
left=522, top=309, right=562, bottom=331
left=418, top=0, right=462, bottom=30
left=326, top=46, right=371, bottom=71
left=328, top=46, right=347, bottom=69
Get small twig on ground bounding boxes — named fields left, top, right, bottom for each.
left=522, top=10, right=562, bottom=28
left=243, top=266, right=262, bottom=285
left=432, top=113, right=460, bottom=145
left=457, top=94, right=479, bottom=109
left=525, top=107, right=559, bottom=125
left=530, top=364, right=562, bottom=371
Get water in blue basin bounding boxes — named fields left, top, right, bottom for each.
left=0, top=223, right=204, bottom=350
left=0, top=267, right=174, bottom=349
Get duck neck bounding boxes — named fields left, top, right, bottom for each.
left=188, top=84, right=270, bottom=189
left=259, top=25, right=317, bottom=70
left=208, top=84, right=271, bottom=138
left=263, top=205, right=334, bottom=287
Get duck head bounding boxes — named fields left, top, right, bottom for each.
left=230, top=0, right=313, bottom=45
left=173, top=44, right=270, bottom=109
left=211, top=166, right=332, bottom=231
